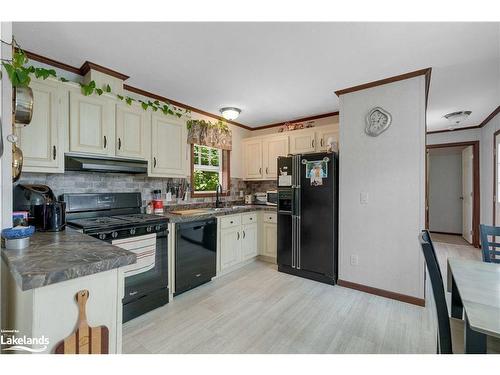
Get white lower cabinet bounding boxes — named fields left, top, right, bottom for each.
left=241, top=222, right=258, bottom=260
left=218, top=211, right=276, bottom=274
left=220, top=226, right=242, bottom=271
left=261, top=213, right=277, bottom=260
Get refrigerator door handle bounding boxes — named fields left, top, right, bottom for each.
left=297, top=216, right=301, bottom=269
left=291, top=215, right=296, bottom=268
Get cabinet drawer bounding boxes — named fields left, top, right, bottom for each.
left=262, top=212, right=277, bottom=224
left=220, top=214, right=241, bottom=229
left=242, top=212, right=257, bottom=225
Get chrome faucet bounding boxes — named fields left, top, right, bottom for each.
left=215, top=184, right=223, bottom=208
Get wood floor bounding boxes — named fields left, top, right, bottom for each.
left=122, top=235, right=481, bottom=354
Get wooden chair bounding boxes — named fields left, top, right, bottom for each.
left=419, top=230, right=500, bottom=354
left=479, top=224, right=500, bottom=263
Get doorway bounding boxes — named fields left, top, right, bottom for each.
left=426, top=141, right=480, bottom=247
left=494, top=130, right=500, bottom=225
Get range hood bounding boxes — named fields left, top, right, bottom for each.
left=65, top=154, right=148, bottom=174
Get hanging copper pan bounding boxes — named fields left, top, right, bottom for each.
left=14, top=86, right=34, bottom=126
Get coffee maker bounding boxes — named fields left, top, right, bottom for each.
left=13, top=184, right=66, bottom=231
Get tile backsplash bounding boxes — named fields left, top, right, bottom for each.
left=17, top=172, right=246, bottom=206
left=245, top=180, right=277, bottom=194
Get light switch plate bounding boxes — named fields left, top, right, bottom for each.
left=350, top=255, right=359, bottom=266
left=360, top=191, right=368, bottom=205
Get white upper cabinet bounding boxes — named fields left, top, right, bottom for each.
left=116, top=103, right=149, bottom=160
left=69, top=90, right=115, bottom=156
left=316, top=128, right=339, bottom=152
left=289, top=130, right=316, bottom=154
left=243, top=138, right=263, bottom=179
left=149, top=114, right=187, bottom=177
left=17, top=78, right=68, bottom=173
left=263, top=135, right=288, bottom=179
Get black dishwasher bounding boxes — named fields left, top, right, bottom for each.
left=175, top=218, right=217, bottom=296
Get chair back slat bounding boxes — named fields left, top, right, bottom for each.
left=419, top=230, right=452, bottom=354
left=479, top=225, right=500, bottom=263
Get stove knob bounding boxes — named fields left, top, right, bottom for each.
left=155, top=225, right=161, bottom=231
left=129, top=228, right=136, bottom=235
left=112, top=231, right=118, bottom=238
left=146, top=226, right=152, bottom=233
left=98, top=233, right=106, bottom=240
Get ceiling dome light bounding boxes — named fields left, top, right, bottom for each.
left=444, top=110, right=472, bottom=128
left=220, top=107, right=241, bottom=121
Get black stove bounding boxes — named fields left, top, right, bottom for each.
left=60, top=192, right=169, bottom=323
left=62, top=192, right=167, bottom=241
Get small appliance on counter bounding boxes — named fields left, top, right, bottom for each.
left=266, top=190, right=278, bottom=206
left=13, top=184, right=66, bottom=231
left=244, top=194, right=253, bottom=205
left=254, top=192, right=267, bottom=205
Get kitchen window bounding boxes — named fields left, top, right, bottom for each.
left=191, top=144, right=230, bottom=196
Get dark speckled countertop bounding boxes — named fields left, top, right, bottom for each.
left=162, top=205, right=277, bottom=223
left=1, top=228, right=136, bottom=291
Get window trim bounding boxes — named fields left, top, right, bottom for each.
left=190, top=144, right=230, bottom=197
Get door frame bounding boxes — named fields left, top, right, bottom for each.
left=493, top=130, right=500, bottom=225
left=426, top=141, right=480, bottom=247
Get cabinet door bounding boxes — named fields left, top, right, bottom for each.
left=220, top=227, right=242, bottom=271
left=289, top=131, right=316, bottom=154
left=263, top=136, right=288, bottom=179
left=69, top=91, right=115, bottom=156
left=241, top=223, right=258, bottom=260
left=150, top=115, right=187, bottom=177
left=243, top=139, right=263, bottom=179
left=316, top=128, right=339, bottom=151
left=18, top=79, right=67, bottom=173
left=262, top=222, right=277, bottom=259
left=116, top=103, right=149, bottom=159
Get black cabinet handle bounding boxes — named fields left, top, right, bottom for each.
left=243, top=230, right=246, bottom=239
left=312, top=139, right=315, bottom=148
left=52, top=145, right=56, bottom=160
left=153, top=157, right=157, bottom=168
left=118, top=137, right=122, bottom=150
left=103, top=136, right=107, bottom=148
left=320, top=139, right=324, bottom=147
left=259, top=167, right=262, bottom=174
left=237, top=232, right=240, bottom=240
left=230, top=220, right=233, bottom=224
left=249, top=217, right=252, bottom=221
left=266, top=167, right=269, bottom=174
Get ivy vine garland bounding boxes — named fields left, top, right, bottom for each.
left=1, top=38, right=188, bottom=119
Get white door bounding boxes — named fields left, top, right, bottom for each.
left=18, top=79, right=67, bottom=173
left=316, top=128, right=339, bottom=152
left=69, top=91, right=115, bottom=156
left=220, top=227, right=241, bottom=271
left=241, top=223, right=258, bottom=260
left=243, top=139, right=263, bottom=179
left=263, top=136, right=288, bottom=179
left=462, top=146, right=473, bottom=244
left=150, top=114, right=187, bottom=177
left=116, top=103, right=149, bottom=160
left=496, top=133, right=500, bottom=225
left=289, top=130, right=316, bottom=154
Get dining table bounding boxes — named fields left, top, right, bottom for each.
left=447, top=258, right=500, bottom=353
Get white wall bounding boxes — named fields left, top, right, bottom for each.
left=428, top=152, right=462, bottom=233
left=339, top=76, right=426, bottom=300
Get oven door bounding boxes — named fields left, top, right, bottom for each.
left=115, top=229, right=168, bottom=304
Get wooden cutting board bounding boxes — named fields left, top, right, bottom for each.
left=54, top=290, right=109, bottom=354
left=169, top=209, right=208, bottom=215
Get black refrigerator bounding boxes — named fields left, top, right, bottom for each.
left=277, top=152, right=338, bottom=284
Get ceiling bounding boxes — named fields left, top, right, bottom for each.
left=12, top=22, right=500, bottom=130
